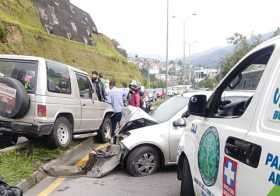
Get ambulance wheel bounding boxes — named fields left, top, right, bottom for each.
left=180, top=157, right=195, bottom=196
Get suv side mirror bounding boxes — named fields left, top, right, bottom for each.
left=173, top=118, right=186, bottom=127
left=188, top=95, right=207, bottom=116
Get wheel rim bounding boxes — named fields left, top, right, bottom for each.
left=135, top=152, right=157, bottom=175
left=104, top=122, right=112, bottom=141
left=57, top=124, right=70, bottom=145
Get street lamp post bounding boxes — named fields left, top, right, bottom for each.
left=165, top=0, right=169, bottom=96
left=183, top=13, right=197, bottom=83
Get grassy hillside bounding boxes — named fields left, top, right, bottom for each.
left=0, top=0, right=143, bottom=85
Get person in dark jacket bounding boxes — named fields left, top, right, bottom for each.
left=91, top=71, right=106, bottom=102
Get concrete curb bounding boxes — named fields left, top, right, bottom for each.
left=0, top=141, right=29, bottom=154
left=16, top=138, right=94, bottom=193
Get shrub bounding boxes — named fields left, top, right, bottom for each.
left=0, top=23, right=7, bottom=41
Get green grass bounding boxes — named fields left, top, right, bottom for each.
left=0, top=141, right=78, bottom=185
left=0, top=0, right=143, bottom=85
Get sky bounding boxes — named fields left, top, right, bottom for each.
left=71, top=0, right=280, bottom=59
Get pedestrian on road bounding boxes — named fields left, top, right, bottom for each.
left=91, top=71, right=106, bottom=102
left=128, top=81, right=141, bottom=107
left=107, top=80, right=125, bottom=138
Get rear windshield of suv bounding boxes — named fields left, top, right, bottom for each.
left=0, top=59, right=38, bottom=93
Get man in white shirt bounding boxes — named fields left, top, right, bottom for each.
left=107, top=80, right=125, bottom=137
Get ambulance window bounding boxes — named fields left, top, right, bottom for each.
left=210, top=45, right=274, bottom=118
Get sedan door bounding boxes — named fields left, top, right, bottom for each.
left=168, top=113, right=187, bottom=162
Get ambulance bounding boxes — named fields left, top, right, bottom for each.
left=177, top=36, right=280, bottom=196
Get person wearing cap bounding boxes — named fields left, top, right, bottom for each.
left=127, top=81, right=141, bottom=107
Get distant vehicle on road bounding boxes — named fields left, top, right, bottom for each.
left=0, top=55, right=113, bottom=148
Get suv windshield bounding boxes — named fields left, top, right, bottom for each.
left=0, top=59, right=38, bottom=93
left=151, top=96, right=188, bottom=123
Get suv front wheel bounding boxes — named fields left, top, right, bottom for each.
left=97, top=115, right=112, bottom=143
left=49, top=117, right=73, bottom=148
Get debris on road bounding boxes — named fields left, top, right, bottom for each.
left=0, top=179, right=23, bottom=196
left=45, top=144, right=122, bottom=178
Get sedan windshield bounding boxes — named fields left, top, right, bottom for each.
left=151, top=96, right=188, bottom=123
left=0, top=59, right=38, bottom=93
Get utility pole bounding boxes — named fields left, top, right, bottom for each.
left=183, top=13, right=197, bottom=83
left=165, top=0, right=169, bottom=95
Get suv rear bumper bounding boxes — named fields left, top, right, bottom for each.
left=0, top=120, right=53, bottom=137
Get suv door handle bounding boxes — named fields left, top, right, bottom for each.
left=82, top=104, right=86, bottom=107
left=225, top=137, right=262, bottom=168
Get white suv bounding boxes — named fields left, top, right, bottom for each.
left=0, top=55, right=113, bottom=148
left=177, top=36, right=280, bottom=195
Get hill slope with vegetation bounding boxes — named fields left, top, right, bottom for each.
left=0, top=0, right=143, bottom=84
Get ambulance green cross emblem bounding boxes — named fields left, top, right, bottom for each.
left=198, top=127, right=220, bottom=186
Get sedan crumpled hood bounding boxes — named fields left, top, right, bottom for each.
left=116, top=106, right=157, bottom=135
left=125, top=106, right=156, bottom=122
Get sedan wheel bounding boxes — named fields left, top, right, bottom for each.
left=135, top=152, right=157, bottom=176
left=126, top=146, right=160, bottom=177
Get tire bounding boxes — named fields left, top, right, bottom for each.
left=180, top=157, right=195, bottom=196
left=0, top=132, right=18, bottom=149
left=48, top=117, right=72, bottom=148
left=97, top=115, right=112, bottom=143
left=126, top=146, right=160, bottom=177
left=0, top=77, right=30, bottom=119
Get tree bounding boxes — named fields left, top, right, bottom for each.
left=220, top=33, right=257, bottom=77
left=273, top=27, right=280, bottom=37
left=198, top=77, right=217, bottom=89
left=169, top=60, right=175, bottom=64
left=177, top=60, right=183, bottom=66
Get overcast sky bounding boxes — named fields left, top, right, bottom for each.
left=71, top=0, right=280, bottom=59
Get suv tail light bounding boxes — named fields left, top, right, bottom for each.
left=37, top=104, right=47, bottom=117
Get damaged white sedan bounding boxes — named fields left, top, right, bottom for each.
left=117, top=92, right=211, bottom=177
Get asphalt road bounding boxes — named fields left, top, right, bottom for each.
left=25, top=166, right=180, bottom=196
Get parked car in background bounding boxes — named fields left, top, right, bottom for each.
left=0, top=55, right=113, bottom=148
left=145, top=89, right=157, bottom=102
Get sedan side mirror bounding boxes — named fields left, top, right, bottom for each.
left=173, top=118, right=186, bottom=127
left=188, top=95, right=207, bottom=116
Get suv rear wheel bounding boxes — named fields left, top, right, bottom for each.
left=48, top=117, right=72, bottom=148
left=0, top=132, right=18, bottom=149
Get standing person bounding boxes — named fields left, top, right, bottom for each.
left=107, top=80, right=124, bottom=138
left=127, top=81, right=141, bottom=107
left=91, top=71, right=105, bottom=102
left=98, top=72, right=107, bottom=99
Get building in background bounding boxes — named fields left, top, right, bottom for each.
left=193, top=67, right=219, bottom=83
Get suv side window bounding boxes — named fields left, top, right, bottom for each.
left=47, top=61, right=71, bottom=94
left=76, top=73, right=92, bottom=99
left=208, top=45, right=275, bottom=118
